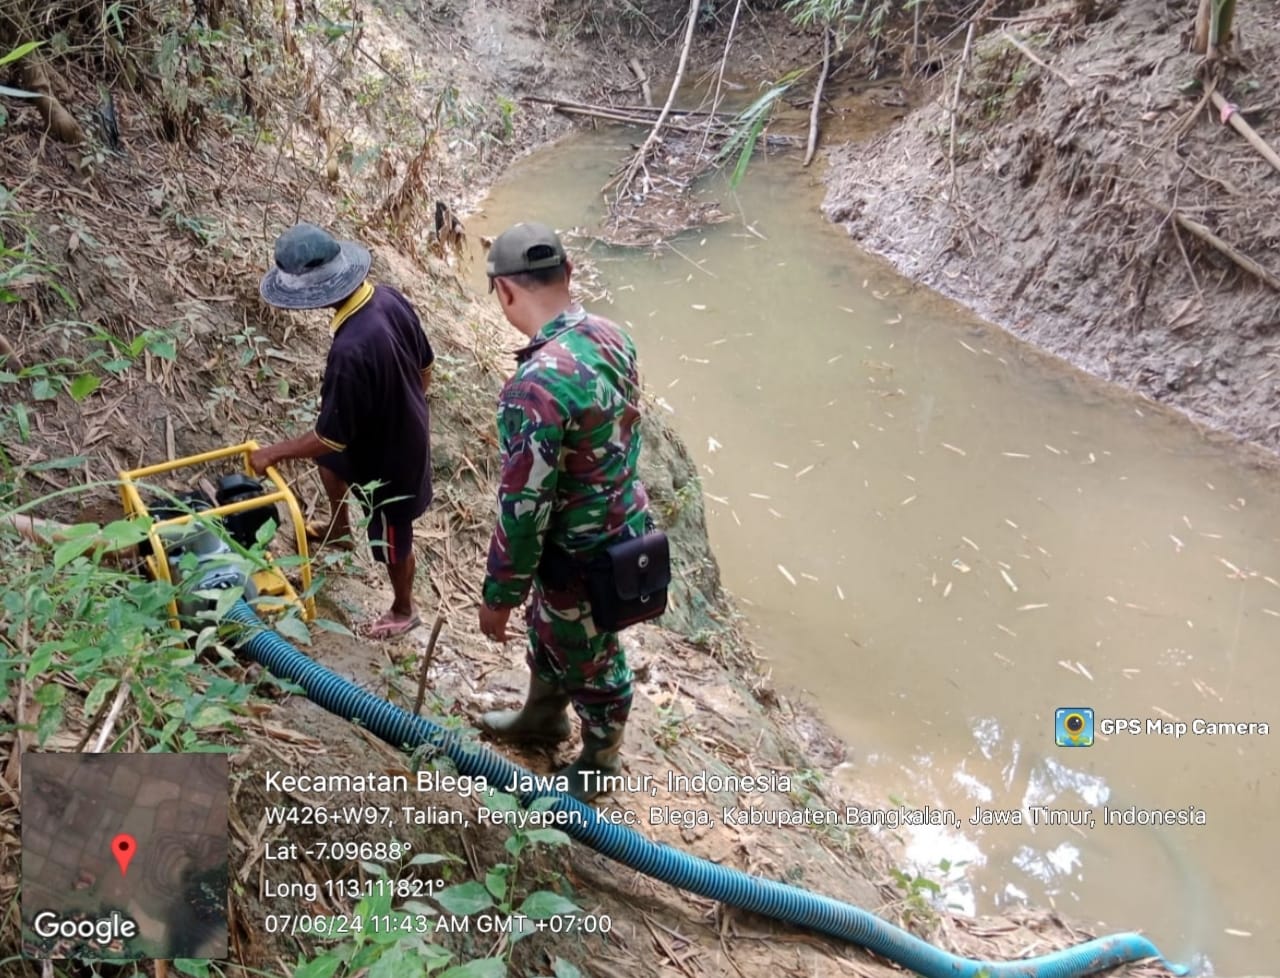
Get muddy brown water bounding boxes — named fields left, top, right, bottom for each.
left=468, top=131, right=1279, bottom=976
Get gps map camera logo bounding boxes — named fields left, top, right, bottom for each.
left=1056, top=707, right=1094, bottom=747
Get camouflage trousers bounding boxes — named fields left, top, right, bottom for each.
left=524, top=578, right=632, bottom=740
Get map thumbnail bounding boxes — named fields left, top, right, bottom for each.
left=21, top=752, right=228, bottom=960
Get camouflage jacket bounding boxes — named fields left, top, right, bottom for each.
left=482, top=305, right=650, bottom=609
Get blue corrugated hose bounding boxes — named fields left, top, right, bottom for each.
left=226, top=599, right=1190, bottom=978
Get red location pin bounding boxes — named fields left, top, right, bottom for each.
left=111, top=834, right=137, bottom=877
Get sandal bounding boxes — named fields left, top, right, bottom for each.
left=361, top=613, right=422, bottom=640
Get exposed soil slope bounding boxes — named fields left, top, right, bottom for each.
left=822, top=0, right=1280, bottom=455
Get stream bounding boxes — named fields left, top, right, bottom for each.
left=469, top=129, right=1280, bottom=976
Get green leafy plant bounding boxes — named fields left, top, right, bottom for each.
left=714, top=72, right=803, bottom=190
left=438, top=790, right=582, bottom=939
left=0, top=500, right=256, bottom=752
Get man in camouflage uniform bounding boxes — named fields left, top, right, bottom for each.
left=477, top=222, right=650, bottom=803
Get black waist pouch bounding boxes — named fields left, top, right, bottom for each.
left=585, top=531, right=671, bottom=632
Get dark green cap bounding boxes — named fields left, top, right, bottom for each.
left=486, top=222, right=566, bottom=279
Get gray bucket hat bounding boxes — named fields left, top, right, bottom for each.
left=259, top=222, right=372, bottom=310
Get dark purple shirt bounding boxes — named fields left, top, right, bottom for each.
left=316, top=284, right=433, bottom=520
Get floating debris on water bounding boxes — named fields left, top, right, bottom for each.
left=749, top=492, right=770, bottom=500
left=704, top=492, right=729, bottom=505
left=836, top=586, right=845, bottom=601
left=994, top=651, right=1013, bottom=665
left=851, top=440, right=860, bottom=449
left=952, top=559, right=971, bottom=573
left=1182, top=515, right=1193, bottom=529
left=1263, top=608, right=1280, bottom=618
left=1000, top=569, right=1018, bottom=592
left=1169, top=534, right=1185, bottom=552
left=1017, top=603, right=1048, bottom=611
left=961, top=536, right=980, bottom=551
left=885, top=314, right=902, bottom=324
left=708, top=436, right=722, bottom=452
left=996, top=624, right=1017, bottom=638
left=1217, top=557, right=1246, bottom=578
left=901, top=495, right=917, bottom=506
left=1003, top=452, right=1031, bottom=459
left=1084, top=452, right=1096, bottom=464
left=667, top=378, right=680, bottom=388
left=1059, top=660, right=1080, bottom=675
left=1045, top=444, right=1063, bottom=455
left=773, top=461, right=789, bottom=469
left=1199, top=532, right=1223, bottom=539
left=795, top=464, right=814, bottom=479
left=768, top=508, right=783, bottom=519
left=827, top=354, right=844, bottom=364
left=777, top=565, right=797, bottom=586
left=958, top=340, right=978, bottom=353
left=1193, top=678, right=1223, bottom=701
left=943, top=581, right=953, bottom=598
left=1152, top=705, right=1181, bottom=722
left=942, top=443, right=966, bottom=456
left=691, top=304, right=707, bottom=310
left=731, top=510, right=741, bottom=526
left=800, top=573, right=820, bottom=583
left=1122, top=667, right=1140, bottom=677
left=1005, top=519, right=1019, bottom=529
left=1076, top=662, right=1094, bottom=681
left=1224, top=928, right=1252, bottom=937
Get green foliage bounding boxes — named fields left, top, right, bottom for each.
left=0, top=503, right=259, bottom=751
left=715, top=72, right=804, bottom=190
left=0, top=42, right=42, bottom=119
left=291, top=793, right=586, bottom=977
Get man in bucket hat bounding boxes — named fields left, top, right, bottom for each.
left=477, top=221, right=654, bottom=802
left=250, top=222, right=434, bottom=639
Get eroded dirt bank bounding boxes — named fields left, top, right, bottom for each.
left=821, top=0, right=1280, bottom=457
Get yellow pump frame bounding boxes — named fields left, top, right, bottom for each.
left=118, top=441, right=315, bottom=628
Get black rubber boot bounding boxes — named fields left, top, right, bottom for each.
left=556, top=727, right=625, bottom=803
left=479, top=674, right=572, bottom=744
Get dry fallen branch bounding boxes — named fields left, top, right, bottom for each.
left=949, top=23, right=977, bottom=195
left=1147, top=199, right=1280, bottom=292
left=1002, top=31, right=1078, bottom=87
left=803, top=28, right=832, bottom=167
left=412, top=613, right=446, bottom=715
left=628, top=58, right=652, bottom=107
left=605, top=0, right=702, bottom=197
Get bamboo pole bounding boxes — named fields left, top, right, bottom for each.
left=521, top=95, right=738, bottom=122
left=1209, top=91, right=1280, bottom=176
